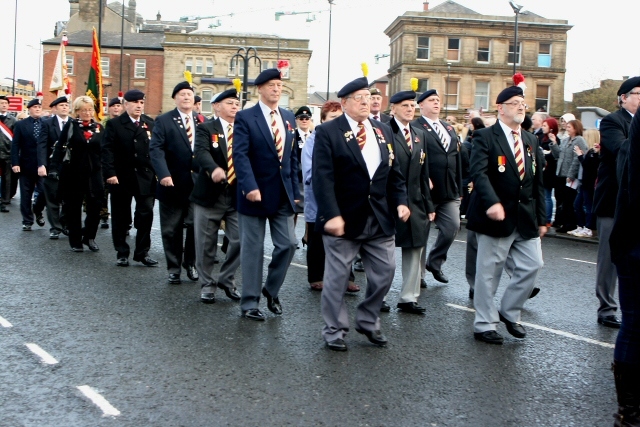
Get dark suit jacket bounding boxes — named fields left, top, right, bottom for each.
left=190, top=118, right=236, bottom=208
left=389, top=119, right=434, bottom=248
left=11, top=116, right=41, bottom=176
left=312, top=114, right=407, bottom=239
left=150, top=108, right=201, bottom=205
left=593, top=108, right=632, bottom=218
left=371, top=113, right=391, bottom=124
left=466, top=122, right=545, bottom=239
left=232, top=103, right=299, bottom=216
left=412, top=116, right=463, bottom=204
left=101, top=112, right=156, bottom=196
left=0, top=114, right=17, bottom=160
left=50, top=119, right=104, bottom=199
left=37, top=115, right=64, bottom=168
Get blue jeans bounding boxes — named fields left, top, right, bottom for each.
left=544, top=187, right=554, bottom=224
left=574, top=185, right=594, bottom=229
left=614, top=253, right=640, bottom=366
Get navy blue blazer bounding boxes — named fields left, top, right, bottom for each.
left=149, top=108, right=201, bottom=205
left=312, top=115, right=407, bottom=239
left=11, top=116, right=41, bottom=176
left=37, top=115, right=63, bottom=168
left=232, top=103, right=299, bottom=216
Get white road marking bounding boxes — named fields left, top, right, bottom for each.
left=446, top=303, right=615, bottom=349
left=0, top=315, right=13, bottom=328
left=25, top=343, right=59, bottom=364
left=563, top=258, right=597, bottom=265
left=77, top=385, right=121, bottom=417
left=454, top=239, right=467, bottom=243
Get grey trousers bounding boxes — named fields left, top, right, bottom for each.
left=399, top=246, right=423, bottom=303
left=321, top=216, right=395, bottom=341
left=422, top=198, right=460, bottom=273
left=596, top=216, right=618, bottom=318
left=465, top=229, right=517, bottom=291
left=238, top=202, right=296, bottom=312
left=473, top=230, right=543, bottom=333
left=193, top=193, right=240, bottom=292
left=41, top=176, right=64, bottom=232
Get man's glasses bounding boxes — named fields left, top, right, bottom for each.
left=347, top=94, right=372, bottom=102
left=501, top=101, right=528, bottom=109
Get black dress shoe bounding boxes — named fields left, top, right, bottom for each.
left=598, top=315, right=621, bottom=328
left=380, top=301, right=391, bottom=312
left=397, top=301, right=427, bottom=314
left=420, top=278, right=427, bottom=289
left=242, top=308, right=265, bottom=321
left=0, top=205, right=8, bottom=212
left=261, top=288, right=282, bottom=315
left=168, top=273, right=181, bottom=285
left=116, top=257, right=129, bottom=267
left=353, top=260, right=365, bottom=272
left=218, top=284, right=241, bottom=301
left=529, top=287, right=540, bottom=299
left=200, top=292, right=216, bottom=304
left=355, top=328, right=387, bottom=346
left=81, top=238, right=99, bottom=252
left=22, top=224, right=32, bottom=231
left=49, top=231, right=60, bottom=240
left=326, top=338, right=347, bottom=351
left=35, top=213, right=45, bottom=227
left=474, top=330, right=504, bottom=345
left=499, top=312, right=526, bottom=338
left=183, top=264, right=199, bottom=281
left=61, top=228, right=69, bottom=236
left=425, top=263, right=449, bottom=283
left=70, top=246, right=84, bottom=252
left=133, top=255, right=158, bottom=266
left=213, top=256, right=220, bottom=264
left=100, top=219, right=109, bottom=229
left=469, top=288, right=475, bottom=299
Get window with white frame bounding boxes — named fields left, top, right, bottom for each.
left=101, top=57, right=110, bottom=77
left=477, top=39, right=490, bottom=63
left=474, top=81, right=490, bottom=110
left=185, top=57, right=193, bottom=73
left=200, top=89, right=213, bottom=114
left=447, top=38, right=460, bottom=62
left=195, top=58, right=203, bottom=74
left=205, top=58, right=214, bottom=75
left=134, top=59, right=146, bottom=78
left=538, top=43, right=551, bottom=67
left=445, top=80, right=459, bottom=110
left=508, top=43, right=521, bottom=65
left=417, top=36, right=430, bottom=60
left=66, top=54, right=74, bottom=75
left=228, top=58, right=245, bottom=76
left=535, top=85, right=550, bottom=112
left=102, top=96, right=108, bottom=115
left=416, top=79, right=429, bottom=100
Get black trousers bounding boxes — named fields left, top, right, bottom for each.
left=18, top=173, right=44, bottom=225
left=0, top=159, right=11, bottom=205
left=159, top=200, right=195, bottom=274
left=110, top=186, right=154, bottom=259
left=63, top=188, right=101, bottom=248
left=41, top=176, right=65, bottom=232
left=556, top=180, right=578, bottom=230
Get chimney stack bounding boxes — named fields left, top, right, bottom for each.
left=423, top=1, right=429, bottom=11
left=156, top=11, right=161, bottom=21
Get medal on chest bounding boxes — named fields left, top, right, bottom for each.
left=498, top=155, right=506, bottom=173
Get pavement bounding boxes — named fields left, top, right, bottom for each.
left=0, top=198, right=619, bottom=426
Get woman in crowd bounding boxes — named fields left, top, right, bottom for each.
left=570, top=129, right=600, bottom=237
left=301, top=101, right=359, bottom=293
left=540, top=117, right=559, bottom=227
left=550, top=119, right=588, bottom=233
left=49, top=96, right=104, bottom=252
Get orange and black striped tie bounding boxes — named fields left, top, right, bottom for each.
left=270, top=110, right=283, bottom=161
left=404, top=128, right=412, bottom=152
left=185, top=115, right=193, bottom=150
left=512, top=131, right=525, bottom=180
left=226, top=123, right=235, bottom=185
left=356, top=122, right=366, bottom=150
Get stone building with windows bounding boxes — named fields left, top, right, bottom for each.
left=162, top=30, right=312, bottom=115
left=384, top=1, right=572, bottom=118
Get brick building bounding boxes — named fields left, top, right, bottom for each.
left=384, top=0, right=572, bottom=118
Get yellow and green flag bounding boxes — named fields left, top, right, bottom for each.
left=86, top=27, right=103, bottom=121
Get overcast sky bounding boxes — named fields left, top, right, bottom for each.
left=1, top=0, right=639, bottom=100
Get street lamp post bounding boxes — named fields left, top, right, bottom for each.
left=445, top=62, right=451, bottom=118
left=12, top=0, right=17, bottom=96
left=509, top=1, right=523, bottom=75
left=119, top=0, right=125, bottom=91
left=230, top=47, right=262, bottom=108
left=326, top=0, right=334, bottom=101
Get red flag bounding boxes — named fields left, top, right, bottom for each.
left=85, top=28, right=104, bottom=121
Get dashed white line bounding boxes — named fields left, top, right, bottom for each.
left=25, top=343, right=59, bottom=364
left=563, top=258, right=597, bottom=265
left=0, top=315, right=13, bottom=328
left=446, top=303, right=615, bottom=349
left=77, top=385, right=121, bottom=417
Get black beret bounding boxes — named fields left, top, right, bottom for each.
left=370, top=87, right=382, bottom=96
left=337, top=77, right=369, bottom=98
left=27, top=98, right=41, bottom=108
left=417, top=89, right=438, bottom=104
left=255, top=68, right=282, bottom=86
left=49, top=96, right=69, bottom=108
left=108, top=97, right=121, bottom=107
left=618, top=76, right=640, bottom=96
left=213, top=88, right=239, bottom=103
left=123, top=89, right=145, bottom=102
left=389, top=91, right=416, bottom=104
left=295, top=106, right=312, bottom=118
left=496, top=86, right=524, bottom=104
left=172, top=81, right=193, bottom=98
left=194, top=95, right=202, bottom=103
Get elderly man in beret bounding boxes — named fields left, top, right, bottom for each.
left=232, top=67, right=300, bottom=321
left=102, top=89, right=157, bottom=267
left=0, top=95, right=17, bottom=213
left=313, top=74, right=409, bottom=351
left=369, top=87, right=391, bottom=123
left=466, top=79, right=546, bottom=345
